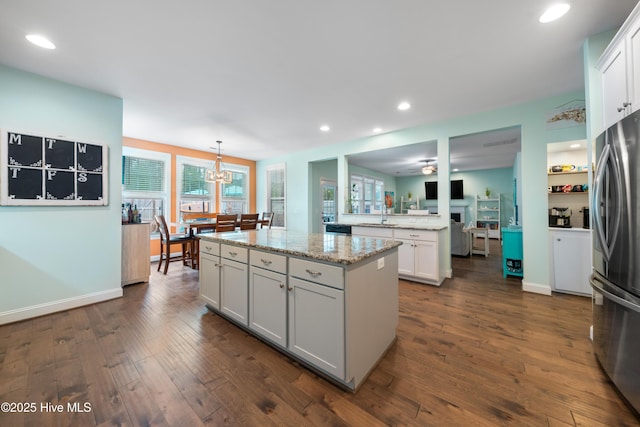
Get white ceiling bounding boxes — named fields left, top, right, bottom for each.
left=0, top=0, right=636, bottom=163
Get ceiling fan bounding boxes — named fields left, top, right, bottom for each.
left=421, top=159, right=437, bottom=175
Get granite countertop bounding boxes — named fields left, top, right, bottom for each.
left=345, top=223, right=448, bottom=231
left=198, top=229, right=401, bottom=265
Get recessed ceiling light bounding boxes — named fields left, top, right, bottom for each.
left=373, top=127, right=382, bottom=133
left=539, top=3, right=571, bottom=23
left=320, top=125, right=330, bottom=132
left=25, top=34, right=56, bottom=49
left=397, top=102, right=411, bottom=111
left=570, top=143, right=581, bottom=148
left=452, top=168, right=459, bottom=172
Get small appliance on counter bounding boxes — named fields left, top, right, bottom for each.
left=549, top=207, right=571, bottom=228
left=581, top=207, right=590, bottom=229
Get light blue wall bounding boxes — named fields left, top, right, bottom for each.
left=0, top=65, right=123, bottom=323
left=257, top=90, right=586, bottom=292
left=414, top=167, right=515, bottom=224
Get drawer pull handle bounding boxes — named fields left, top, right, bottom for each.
left=261, top=259, right=272, bottom=265
left=410, top=234, right=419, bottom=237
left=288, top=286, right=293, bottom=291
left=205, top=246, right=212, bottom=251
left=306, top=269, right=322, bottom=277
left=228, top=251, right=237, bottom=257
left=279, top=283, right=285, bottom=289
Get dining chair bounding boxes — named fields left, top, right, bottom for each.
left=260, top=212, right=274, bottom=229
left=154, top=214, right=196, bottom=274
left=215, top=214, right=238, bottom=232
left=239, top=213, right=259, bottom=230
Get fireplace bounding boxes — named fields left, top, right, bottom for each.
left=451, top=206, right=465, bottom=223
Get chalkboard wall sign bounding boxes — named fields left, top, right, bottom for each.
left=0, top=130, right=108, bottom=206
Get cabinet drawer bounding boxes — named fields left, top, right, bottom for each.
left=289, top=258, right=343, bottom=290
left=221, top=244, right=248, bottom=263
left=199, top=240, right=219, bottom=256
left=394, top=229, right=436, bottom=242
left=250, top=250, right=287, bottom=274
left=352, top=226, right=393, bottom=238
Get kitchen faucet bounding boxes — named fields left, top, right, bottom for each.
left=380, top=206, right=387, bottom=224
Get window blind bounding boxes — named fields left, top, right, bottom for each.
left=122, top=156, right=165, bottom=192
left=181, top=164, right=209, bottom=197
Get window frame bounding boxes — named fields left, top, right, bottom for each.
left=219, top=163, right=250, bottom=215
left=175, top=155, right=215, bottom=222
left=122, top=147, right=171, bottom=232
left=266, top=163, right=286, bottom=228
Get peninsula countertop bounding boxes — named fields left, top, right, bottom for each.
left=198, top=229, right=401, bottom=265
left=341, top=222, right=448, bottom=231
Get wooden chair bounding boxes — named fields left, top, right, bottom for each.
left=215, top=214, right=238, bottom=232
left=154, top=214, right=196, bottom=274
left=260, top=212, right=274, bottom=229
left=239, top=213, right=259, bottom=230
left=181, top=211, right=217, bottom=222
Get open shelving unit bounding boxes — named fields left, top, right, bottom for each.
left=476, top=195, right=501, bottom=239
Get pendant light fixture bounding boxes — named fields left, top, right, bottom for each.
left=205, top=140, right=233, bottom=184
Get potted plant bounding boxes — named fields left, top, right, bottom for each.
left=407, top=191, right=413, bottom=200
left=485, top=187, right=491, bottom=198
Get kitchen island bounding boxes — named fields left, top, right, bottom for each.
left=198, top=229, right=401, bottom=391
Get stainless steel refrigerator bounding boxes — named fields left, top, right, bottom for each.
left=591, top=109, right=640, bottom=414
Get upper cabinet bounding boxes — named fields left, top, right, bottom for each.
left=598, top=5, right=640, bottom=130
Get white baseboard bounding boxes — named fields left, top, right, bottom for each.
left=522, top=280, right=552, bottom=296
left=0, top=287, right=123, bottom=325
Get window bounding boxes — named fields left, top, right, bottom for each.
left=176, top=156, right=215, bottom=221
left=220, top=165, right=250, bottom=215
left=122, top=147, right=171, bottom=232
left=266, top=164, right=285, bottom=228
left=350, top=174, right=384, bottom=214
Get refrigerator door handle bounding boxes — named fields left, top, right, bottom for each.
left=592, top=142, right=622, bottom=262
left=591, top=277, right=640, bottom=313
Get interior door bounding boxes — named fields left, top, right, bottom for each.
left=320, top=179, right=337, bottom=230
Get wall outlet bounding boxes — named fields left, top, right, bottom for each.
left=377, top=257, right=384, bottom=270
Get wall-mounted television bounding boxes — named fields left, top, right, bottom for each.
left=451, top=180, right=464, bottom=200
left=425, top=180, right=464, bottom=200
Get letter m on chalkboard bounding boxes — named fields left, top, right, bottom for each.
left=9, top=133, right=22, bottom=145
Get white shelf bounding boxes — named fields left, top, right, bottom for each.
left=476, top=195, right=500, bottom=240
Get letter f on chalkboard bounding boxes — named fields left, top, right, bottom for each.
left=47, top=170, right=57, bottom=180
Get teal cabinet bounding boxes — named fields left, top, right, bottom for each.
left=502, top=227, right=523, bottom=278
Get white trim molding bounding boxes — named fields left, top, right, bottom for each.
left=0, top=288, right=123, bottom=325
left=522, top=280, right=552, bottom=296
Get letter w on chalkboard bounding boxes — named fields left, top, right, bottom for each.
left=0, top=130, right=109, bottom=206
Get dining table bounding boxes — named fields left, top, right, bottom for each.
left=179, top=217, right=268, bottom=269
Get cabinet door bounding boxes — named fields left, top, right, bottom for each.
left=414, top=240, right=438, bottom=281
left=627, top=18, right=640, bottom=116
left=552, top=233, right=592, bottom=295
left=221, top=258, right=249, bottom=326
left=602, top=42, right=629, bottom=129
left=396, top=238, right=414, bottom=276
left=200, top=252, right=221, bottom=310
left=288, top=277, right=344, bottom=379
left=249, top=266, right=287, bottom=347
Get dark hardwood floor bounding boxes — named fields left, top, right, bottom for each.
left=1, top=238, right=639, bottom=426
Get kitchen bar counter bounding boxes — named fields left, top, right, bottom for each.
left=198, top=229, right=399, bottom=391
left=337, top=222, right=447, bottom=231
left=198, top=229, right=401, bottom=264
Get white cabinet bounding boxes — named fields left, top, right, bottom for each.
left=352, top=225, right=444, bottom=286
left=288, top=259, right=345, bottom=379
left=476, top=196, right=500, bottom=239
left=549, top=230, right=592, bottom=296
left=598, top=5, right=640, bottom=129
left=199, top=241, right=221, bottom=309
left=220, top=244, right=249, bottom=326
left=395, top=229, right=439, bottom=283
left=249, top=250, right=287, bottom=348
